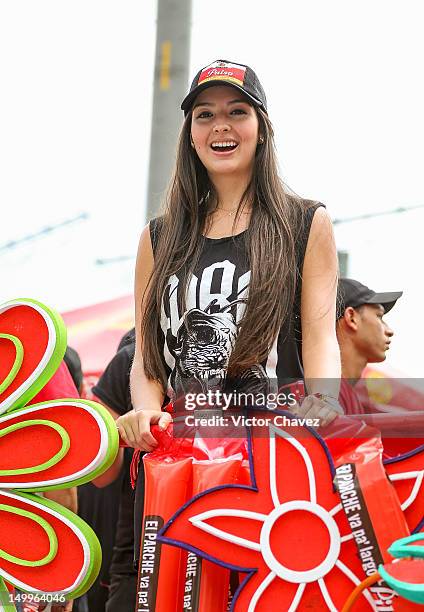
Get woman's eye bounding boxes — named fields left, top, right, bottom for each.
left=231, top=108, right=247, bottom=115
left=196, top=111, right=212, bottom=119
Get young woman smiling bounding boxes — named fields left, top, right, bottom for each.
left=116, top=59, right=342, bottom=451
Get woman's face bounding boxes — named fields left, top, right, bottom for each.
left=190, top=85, right=259, bottom=181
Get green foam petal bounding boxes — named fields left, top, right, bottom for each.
left=0, top=334, right=23, bottom=396
left=0, top=577, right=17, bottom=612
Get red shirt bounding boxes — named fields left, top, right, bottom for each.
left=30, top=361, right=79, bottom=404
left=338, top=378, right=366, bottom=415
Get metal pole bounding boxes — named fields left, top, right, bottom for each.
left=145, top=0, right=192, bottom=221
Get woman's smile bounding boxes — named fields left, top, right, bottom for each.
left=210, top=139, right=239, bottom=155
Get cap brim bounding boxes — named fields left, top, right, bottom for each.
left=181, top=81, right=263, bottom=114
left=366, top=291, right=403, bottom=313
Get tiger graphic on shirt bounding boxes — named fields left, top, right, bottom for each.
left=160, top=259, right=275, bottom=399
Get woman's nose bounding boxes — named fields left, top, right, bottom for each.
left=213, top=123, right=230, bottom=133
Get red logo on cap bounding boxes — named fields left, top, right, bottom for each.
left=198, top=61, right=246, bottom=87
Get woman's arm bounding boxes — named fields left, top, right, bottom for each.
left=116, top=224, right=171, bottom=450
left=44, top=487, right=78, bottom=514
left=294, top=206, right=342, bottom=425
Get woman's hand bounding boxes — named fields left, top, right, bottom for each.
left=291, top=394, right=343, bottom=428
left=116, top=409, right=172, bottom=451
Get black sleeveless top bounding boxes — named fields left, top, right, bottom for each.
left=150, top=202, right=323, bottom=403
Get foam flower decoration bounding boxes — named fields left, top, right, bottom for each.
left=385, top=444, right=424, bottom=535
left=160, top=411, right=377, bottom=611
left=0, top=299, right=118, bottom=608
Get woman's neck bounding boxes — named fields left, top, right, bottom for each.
left=209, top=173, right=252, bottom=211
left=204, top=173, right=253, bottom=238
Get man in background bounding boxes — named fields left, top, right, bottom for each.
left=336, top=277, right=402, bottom=414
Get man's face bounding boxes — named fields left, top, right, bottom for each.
left=355, top=303, right=394, bottom=362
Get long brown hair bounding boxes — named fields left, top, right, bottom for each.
left=141, top=106, right=312, bottom=387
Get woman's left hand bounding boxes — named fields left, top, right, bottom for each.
left=291, top=394, right=343, bottom=428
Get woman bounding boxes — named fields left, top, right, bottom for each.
left=117, top=59, right=341, bottom=452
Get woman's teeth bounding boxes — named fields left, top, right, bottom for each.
left=211, top=141, right=238, bottom=150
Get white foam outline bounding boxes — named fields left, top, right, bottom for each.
left=190, top=508, right=266, bottom=551
left=389, top=470, right=424, bottom=511
left=340, top=533, right=354, bottom=543
left=329, top=503, right=342, bottom=517
left=288, top=582, right=306, bottom=611
left=318, top=577, right=338, bottom=612
left=269, top=424, right=317, bottom=505
left=336, top=560, right=376, bottom=609
left=0, top=301, right=57, bottom=415
left=247, top=571, right=276, bottom=612
left=260, top=500, right=341, bottom=584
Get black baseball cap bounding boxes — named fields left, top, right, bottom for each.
left=338, top=278, right=402, bottom=318
left=181, top=59, right=267, bottom=115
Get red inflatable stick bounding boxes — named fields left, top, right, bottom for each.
left=136, top=425, right=192, bottom=612
left=134, top=416, right=249, bottom=612
left=182, top=456, right=242, bottom=611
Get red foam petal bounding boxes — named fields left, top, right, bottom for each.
left=234, top=571, right=300, bottom=612
left=163, top=486, right=269, bottom=570
left=249, top=415, right=337, bottom=512
left=0, top=491, right=90, bottom=594
left=320, top=559, right=375, bottom=611
left=0, top=402, right=103, bottom=488
left=0, top=305, right=50, bottom=409
left=385, top=449, right=424, bottom=532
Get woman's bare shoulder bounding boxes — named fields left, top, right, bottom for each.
left=135, top=223, right=155, bottom=288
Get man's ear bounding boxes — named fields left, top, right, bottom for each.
left=343, top=306, right=360, bottom=331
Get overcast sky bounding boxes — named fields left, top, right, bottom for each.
left=1, top=1, right=423, bottom=374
